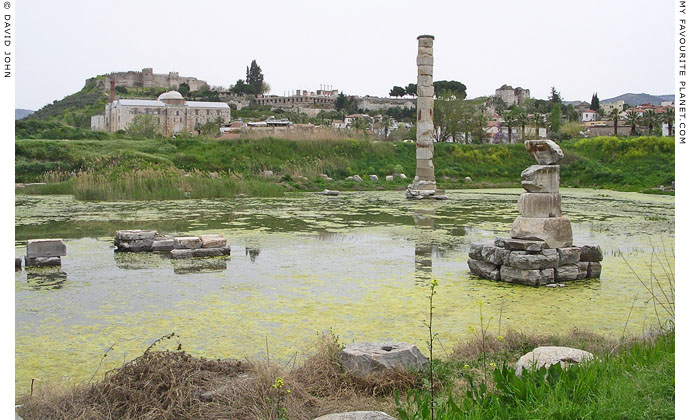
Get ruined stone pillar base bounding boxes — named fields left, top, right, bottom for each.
left=406, top=177, right=447, bottom=200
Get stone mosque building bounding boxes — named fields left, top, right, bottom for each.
left=91, top=91, right=231, bottom=136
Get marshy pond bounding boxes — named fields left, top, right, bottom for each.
left=15, top=189, right=674, bottom=392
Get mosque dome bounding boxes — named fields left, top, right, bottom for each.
left=158, top=91, right=184, bottom=102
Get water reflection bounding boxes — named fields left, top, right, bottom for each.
left=172, top=258, right=228, bottom=275
left=413, top=208, right=435, bottom=284
left=113, top=252, right=166, bottom=270
left=25, top=268, right=67, bottom=290
left=245, top=246, right=261, bottom=263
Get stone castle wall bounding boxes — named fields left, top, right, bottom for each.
left=358, top=97, right=415, bottom=111
left=85, top=68, right=208, bottom=92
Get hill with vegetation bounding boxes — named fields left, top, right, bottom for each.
left=15, top=133, right=674, bottom=201
left=602, top=93, right=674, bottom=106
left=25, top=79, right=109, bottom=128
left=23, top=78, right=181, bottom=129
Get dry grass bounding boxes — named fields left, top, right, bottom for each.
left=17, top=329, right=635, bottom=420
left=16, top=334, right=418, bottom=420
left=452, top=328, right=619, bottom=361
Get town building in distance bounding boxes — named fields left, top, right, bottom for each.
left=495, top=84, right=531, bottom=106
left=91, top=91, right=230, bottom=136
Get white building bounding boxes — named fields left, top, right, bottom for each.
left=93, top=91, right=231, bottom=136
left=581, top=110, right=598, bottom=122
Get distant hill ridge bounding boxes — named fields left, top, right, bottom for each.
left=15, top=109, right=35, bottom=120
left=602, top=93, right=674, bottom=106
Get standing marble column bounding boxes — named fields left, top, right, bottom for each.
left=407, top=35, right=446, bottom=200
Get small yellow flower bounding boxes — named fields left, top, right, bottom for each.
left=286, top=389, right=291, bottom=394
left=497, top=335, right=504, bottom=341
left=489, top=362, right=497, bottom=368
left=464, top=364, right=470, bottom=369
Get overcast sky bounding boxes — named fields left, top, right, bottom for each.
left=16, top=0, right=674, bottom=110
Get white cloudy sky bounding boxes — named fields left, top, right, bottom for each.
left=16, top=0, right=674, bottom=110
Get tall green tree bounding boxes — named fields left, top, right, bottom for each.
left=549, top=87, right=562, bottom=105
left=470, top=113, right=488, bottom=144
left=663, top=108, right=675, bottom=136
left=335, top=92, right=347, bottom=111
left=625, top=111, right=641, bottom=136
left=433, top=80, right=467, bottom=99
left=591, top=93, right=600, bottom=111
left=405, top=83, right=418, bottom=97
left=516, top=109, right=529, bottom=141
left=608, top=108, right=622, bottom=136
left=178, top=82, right=190, bottom=97
left=504, top=114, right=516, bottom=143
left=549, top=104, right=562, bottom=136
left=531, top=113, right=546, bottom=139
left=642, top=110, right=657, bottom=134
left=245, top=60, right=265, bottom=94
left=389, top=86, right=406, bottom=97
left=127, top=115, right=159, bottom=138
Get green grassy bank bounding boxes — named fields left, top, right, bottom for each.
left=15, top=135, right=674, bottom=200
left=16, top=329, right=674, bottom=420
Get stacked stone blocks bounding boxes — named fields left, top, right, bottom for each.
left=406, top=35, right=446, bottom=200
left=25, top=239, right=66, bottom=267
left=468, top=140, right=604, bottom=286
left=114, top=230, right=230, bottom=259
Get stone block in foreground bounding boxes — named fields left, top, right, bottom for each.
left=515, top=346, right=594, bottom=376
left=339, top=342, right=429, bottom=377
left=26, top=239, right=66, bottom=258
left=313, top=412, right=396, bottom=420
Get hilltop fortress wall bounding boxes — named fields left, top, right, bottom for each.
left=85, top=68, right=208, bottom=92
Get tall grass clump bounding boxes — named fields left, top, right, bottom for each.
left=68, top=168, right=285, bottom=201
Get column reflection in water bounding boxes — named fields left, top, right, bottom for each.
left=413, top=208, right=436, bottom=285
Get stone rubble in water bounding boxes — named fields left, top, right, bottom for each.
left=114, top=230, right=158, bottom=253
left=406, top=34, right=446, bottom=200
left=467, top=139, right=603, bottom=285
left=24, top=239, right=67, bottom=267
left=114, top=230, right=231, bottom=260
